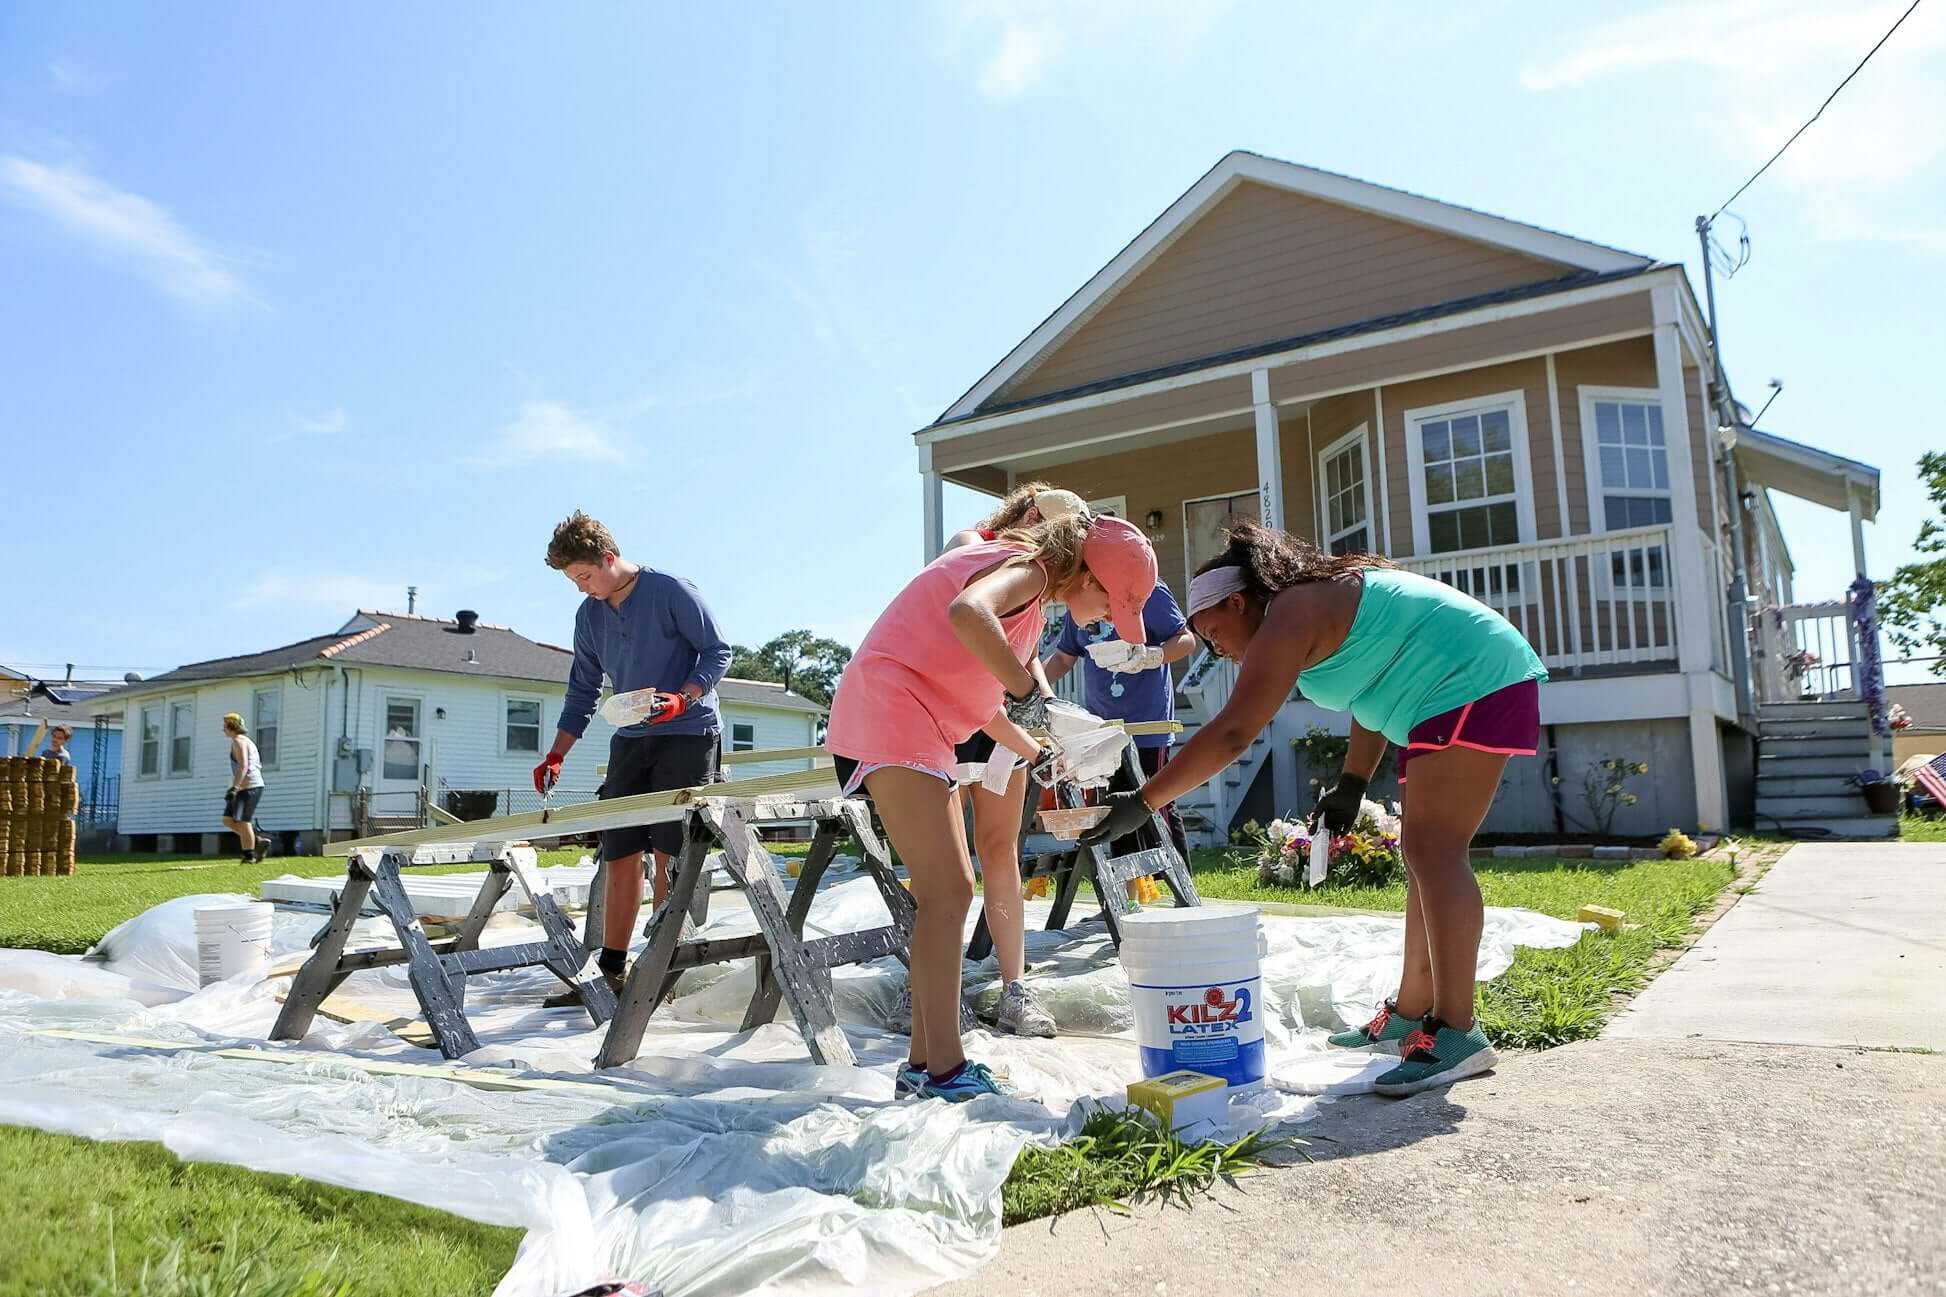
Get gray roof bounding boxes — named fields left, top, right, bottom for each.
left=80, top=611, right=826, bottom=714
left=1889, top=683, right=1946, bottom=733
left=0, top=681, right=123, bottom=728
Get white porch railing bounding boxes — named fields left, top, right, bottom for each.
left=1757, top=599, right=1858, bottom=702
left=1397, top=525, right=1680, bottom=673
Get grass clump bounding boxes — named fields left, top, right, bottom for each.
left=1001, top=1104, right=1297, bottom=1225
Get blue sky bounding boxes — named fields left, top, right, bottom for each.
left=3, top=2, right=1941, bottom=683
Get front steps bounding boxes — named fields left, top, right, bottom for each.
left=1754, top=699, right=1897, bottom=839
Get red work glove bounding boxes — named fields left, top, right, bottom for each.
left=532, top=751, right=564, bottom=794
left=646, top=691, right=689, bottom=725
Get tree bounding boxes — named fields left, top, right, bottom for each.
left=726, top=630, right=852, bottom=707
left=1880, top=451, right=1946, bottom=678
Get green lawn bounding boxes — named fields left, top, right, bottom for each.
left=0, top=1127, right=518, bottom=1297
left=1900, top=813, right=1946, bottom=842
left=1185, top=845, right=1741, bottom=1048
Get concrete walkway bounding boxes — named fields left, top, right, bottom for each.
left=928, top=844, right=1946, bottom=1297
left=1609, top=843, right=1946, bottom=1049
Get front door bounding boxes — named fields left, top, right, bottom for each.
left=378, top=696, right=423, bottom=809
left=1183, top=491, right=1261, bottom=578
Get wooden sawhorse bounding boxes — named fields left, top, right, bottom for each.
left=966, top=742, right=1200, bottom=956
left=595, top=795, right=915, bottom=1069
left=271, top=842, right=617, bottom=1059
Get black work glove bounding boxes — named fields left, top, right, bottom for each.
left=1004, top=683, right=1050, bottom=731
left=1310, top=772, right=1369, bottom=836
left=1079, top=790, right=1152, bottom=847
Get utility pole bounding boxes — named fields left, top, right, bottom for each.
left=1696, top=215, right=1756, bottom=720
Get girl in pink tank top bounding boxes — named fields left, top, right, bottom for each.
left=825, top=510, right=1157, bottom=1101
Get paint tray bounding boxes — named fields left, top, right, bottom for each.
left=1038, top=807, right=1111, bottom=840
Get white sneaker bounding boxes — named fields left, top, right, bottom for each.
left=994, top=980, right=1057, bottom=1038
left=888, top=985, right=976, bottom=1035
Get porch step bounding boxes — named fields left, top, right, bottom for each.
left=1754, top=793, right=1873, bottom=820
left=1757, top=699, right=1869, bottom=718
left=1757, top=736, right=1873, bottom=761
left=1755, top=814, right=1900, bottom=841
left=1757, top=719, right=1871, bottom=741
left=1756, top=753, right=1873, bottom=779
left=1756, top=774, right=1865, bottom=799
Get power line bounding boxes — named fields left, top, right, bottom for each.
left=1711, top=0, right=1927, bottom=221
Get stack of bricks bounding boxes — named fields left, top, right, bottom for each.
left=0, top=757, right=78, bottom=877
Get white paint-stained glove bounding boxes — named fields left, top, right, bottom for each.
left=1106, top=644, right=1167, bottom=674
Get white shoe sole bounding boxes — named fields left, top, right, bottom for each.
left=1371, top=1045, right=1500, bottom=1097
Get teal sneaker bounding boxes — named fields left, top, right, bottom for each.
left=919, top=1060, right=1011, bottom=1102
left=1373, top=1018, right=1499, bottom=1096
left=1328, top=999, right=1421, bottom=1050
left=894, top=1062, right=927, bottom=1099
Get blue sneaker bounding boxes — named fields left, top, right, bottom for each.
left=894, top=1062, right=927, bottom=1099
left=919, top=1060, right=1011, bottom=1102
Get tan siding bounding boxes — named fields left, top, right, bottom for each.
left=945, top=464, right=1009, bottom=495
left=1277, top=409, right=1315, bottom=547
left=1377, top=358, right=1553, bottom=557
left=1001, top=181, right=1577, bottom=402
left=1553, top=336, right=1658, bottom=535
left=934, top=375, right=1252, bottom=473
left=1031, top=427, right=1257, bottom=599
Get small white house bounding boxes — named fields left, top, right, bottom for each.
left=87, top=610, right=826, bottom=853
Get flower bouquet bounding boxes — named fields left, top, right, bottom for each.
left=1251, top=799, right=1404, bottom=889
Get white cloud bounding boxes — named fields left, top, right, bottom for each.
left=944, top=0, right=1232, bottom=100
left=478, top=400, right=628, bottom=466
left=281, top=408, right=349, bottom=439
left=230, top=565, right=501, bottom=611
left=1523, top=1, right=1946, bottom=202
left=0, top=155, right=248, bottom=305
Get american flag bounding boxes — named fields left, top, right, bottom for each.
left=1914, top=753, right=1946, bottom=811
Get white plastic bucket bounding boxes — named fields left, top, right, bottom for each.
left=1119, top=903, right=1267, bottom=1092
left=193, top=903, right=275, bottom=986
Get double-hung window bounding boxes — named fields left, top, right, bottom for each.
left=252, top=686, right=281, bottom=768
left=1317, top=427, right=1375, bottom=556
left=504, top=697, right=541, bottom=755
left=139, top=704, right=161, bottom=778
left=1580, top=389, right=1674, bottom=589
left=167, top=699, right=194, bottom=775
left=1405, top=393, right=1532, bottom=555
left=731, top=722, right=756, bottom=753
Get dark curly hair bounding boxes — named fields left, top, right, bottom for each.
left=545, top=510, right=619, bottom=569
left=1193, top=521, right=1393, bottom=602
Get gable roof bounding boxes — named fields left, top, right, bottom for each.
left=80, top=612, right=827, bottom=714
left=937, top=150, right=1653, bottom=424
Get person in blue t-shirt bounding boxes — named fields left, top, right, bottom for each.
left=1043, top=582, right=1196, bottom=862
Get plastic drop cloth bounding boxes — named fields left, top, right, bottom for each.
left=0, top=870, right=1587, bottom=1297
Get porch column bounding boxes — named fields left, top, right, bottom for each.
left=918, top=444, right=944, bottom=563
left=1252, top=369, right=1285, bottom=532
left=1652, top=286, right=1729, bottom=831
left=1848, top=485, right=1868, bottom=578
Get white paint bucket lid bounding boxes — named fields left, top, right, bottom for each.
left=1117, top=902, right=1260, bottom=945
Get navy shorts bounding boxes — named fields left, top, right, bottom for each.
left=600, top=731, right=720, bottom=860
left=223, top=787, right=264, bottom=821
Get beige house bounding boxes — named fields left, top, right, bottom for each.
left=915, top=151, right=1889, bottom=839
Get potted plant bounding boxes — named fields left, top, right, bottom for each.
left=1855, top=770, right=1902, bottom=816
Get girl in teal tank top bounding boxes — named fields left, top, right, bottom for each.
left=1082, top=523, right=1547, bottom=1098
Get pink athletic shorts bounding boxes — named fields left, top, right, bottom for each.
left=1396, top=678, right=1541, bottom=783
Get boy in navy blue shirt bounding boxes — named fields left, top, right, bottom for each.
left=1044, top=582, right=1197, bottom=861
left=536, top=511, right=733, bottom=1002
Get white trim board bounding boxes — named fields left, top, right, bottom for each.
left=938, top=151, right=1650, bottom=423
left=1398, top=389, right=1538, bottom=556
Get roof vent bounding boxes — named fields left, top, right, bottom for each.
left=462, top=648, right=480, bottom=665
left=453, top=610, right=479, bottom=634
left=124, top=672, right=143, bottom=684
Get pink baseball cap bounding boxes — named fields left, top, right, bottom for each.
left=1083, top=515, right=1158, bottom=644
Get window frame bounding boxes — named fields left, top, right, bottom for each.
left=166, top=696, right=195, bottom=778
left=1401, top=389, right=1537, bottom=556
left=379, top=693, right=425, bottom=784
left=500, top=693, right=545, bottom=757
left=1315, top=424, right=1377, bottom=556
left=251, top=683, right=282, bottom=771
left=1577, top=385, right=1674, bottom=536
left=138, top=702, right=162, bottom=779
left=730, top=721, right=756, bottom=753
left=1085, top=495, right=1127, bottom=520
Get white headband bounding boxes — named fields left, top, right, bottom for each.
left=1185, top=566, right=1248, bottom=620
